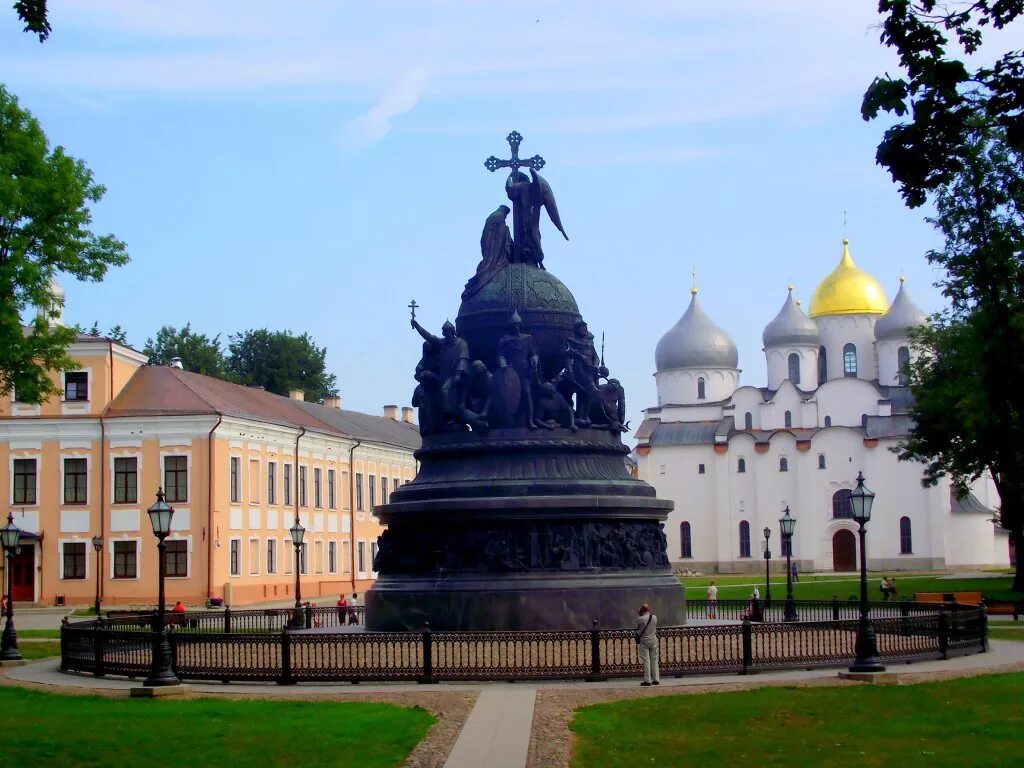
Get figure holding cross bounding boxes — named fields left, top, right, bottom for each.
left=484, top=131, right=568, bottom=268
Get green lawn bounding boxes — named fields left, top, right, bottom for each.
left=681, top=572, right=1020, bottom=602
left=18, top=629, right=61, bottom=639
left=15, top=640, right=61, bottom=659
left=0, top=687, right=433, bottom=768
left=989, top=628, right=1024, bottom=642
left=570, top=673, right=1024, bottom=768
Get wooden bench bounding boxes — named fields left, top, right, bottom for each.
left=913, top=591, right=983, bottom=605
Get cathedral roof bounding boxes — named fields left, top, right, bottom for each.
left=655, top=291, right=738, bottom=372
left=874, top=279, right=928, bottom=341
left=762, top=287, right=820, bottom=347
left=808, top=240, right=888, bottom=317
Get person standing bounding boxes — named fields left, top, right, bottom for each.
left=635, top=603, right=660, bottom=686
left=706, top=581, right=719, bottom=619
left=336, top=594, right=348, bottom=624
left=348, top=593, right=360, bottom=625
left=791, top=561, right=799, bottom=583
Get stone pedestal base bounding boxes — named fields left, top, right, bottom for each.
left=837, top=671, right=898, bottom=684
left=367, top=571, right=685, bottom=631
left=130, top=684, right=191, bottom=698
left=0, top=659, right=28, bottom=668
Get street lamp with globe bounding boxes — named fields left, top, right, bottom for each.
left=143, top=489, right=179, bottom=687
left=1, top=513, right=23, bottom=661
left=849, top=471, right=885, bottom=673
left=779, top=506, right=798, bottom=622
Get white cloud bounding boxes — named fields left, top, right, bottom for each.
left=345, top=67, right=434, bottom=145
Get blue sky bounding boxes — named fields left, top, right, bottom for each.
left=4, top=2, right=1020, bottom=430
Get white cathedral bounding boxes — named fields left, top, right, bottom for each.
left=635, top=240, right=1010, bottom=574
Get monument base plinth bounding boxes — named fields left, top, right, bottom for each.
left=367, top=571, right=685, bottom=631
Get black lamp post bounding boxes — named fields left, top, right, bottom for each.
left=1, top=513, right=23, bottom=661
left=779, top=506, right=797, bottom=622
left=143, top=489, right=179, bottom=687
left=762, top=526, right=772, bottom=604
left=290, top=519, right=305, bottom=610
left=91, top=535, right=103, bottom=616
left=848, top=471, right=885, bottom=673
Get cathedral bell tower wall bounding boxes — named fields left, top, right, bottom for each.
left=655, top=367, right=740, bottom=406
left=815, top=315, right=879, bottom=382
left=764, top=345, right=819, bottom=391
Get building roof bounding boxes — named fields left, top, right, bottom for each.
left=762, top=287, right=820, bottom=347
left=809, top=240, right=888, bottom=317
left=874, top=279, right=929, bottom=341
left=104, top=366, right=420, bottom=450
left=654, top=291, right=738, bottom=372
left=951, top=488, right=996, bottom=516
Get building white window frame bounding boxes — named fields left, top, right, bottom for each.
left=328, top=540, right=337, bottom=574
left=110, top=537, right=141, bottom=581
left=59, top=539, right=89, bottom=580
left=112, top=454, right=140, bottom=505
left=249, top=458, right=260, bottom=504
left=248, top=536, right=260, bottom=576
left=61, top=454, right=90, bottom=506
left=163, top=535, right=191, bottom=579
left=266, top=537, right=278, bottom=575
left=229, top=537, right=242, bottom=577
left=10, top=455, right=39, bottom=506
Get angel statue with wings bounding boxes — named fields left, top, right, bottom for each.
left=505, top=168, right=568, bottom=269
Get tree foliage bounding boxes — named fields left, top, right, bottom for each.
left=144, top=324, right=228, bottom=379
left=13, top=1, right=51, bottom=42
left=864, top=2, right=1024, bottom=588
left=863, top=0, right=1024, bottom=207
left=0, top=83, right=128, bottom=404
left=226, top=329, right=337, bottom=402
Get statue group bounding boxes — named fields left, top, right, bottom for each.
left=412, top=131, right=626, bottom=436
left=412, top=312, right=626, bottom=435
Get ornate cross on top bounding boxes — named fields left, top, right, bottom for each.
left=408, top=299, right=418, bottom=322
left=484, top=131, right=546, bottom=173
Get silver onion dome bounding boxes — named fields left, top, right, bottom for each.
left=762, top=287, right=820, bottom=347
left=655, top=291, right=739, bottom=371
left=874, top=279, right=928, bottom=341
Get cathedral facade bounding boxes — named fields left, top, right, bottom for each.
left=635, top=240, right=1010, bottom=574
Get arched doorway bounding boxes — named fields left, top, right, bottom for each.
left=832, top=530, right=856, bottom=572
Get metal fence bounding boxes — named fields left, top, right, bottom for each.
left=60, top=601, right=986, bottom=684
left=686, top=597, right=955, bottom=623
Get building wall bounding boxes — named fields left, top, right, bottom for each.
left=0, top=344, right=417, bottom=607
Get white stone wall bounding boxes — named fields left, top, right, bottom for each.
left=655, top=367, right=740, bottom=405
left=764, top=345, right=819, bottom=391
left=815, top=314, right=879, bottom=382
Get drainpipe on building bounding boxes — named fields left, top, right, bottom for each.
left=348, top=439, right=363, bottom=592
left=99, top=415, right=105, bottom=610
left=294, top=427, right=306, bottom=581
left=206, top=415, right=223, bottom=602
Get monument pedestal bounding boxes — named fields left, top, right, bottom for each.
left=368, top=572, right=685, bottom=631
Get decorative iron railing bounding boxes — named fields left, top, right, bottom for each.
left=59, top=601, right=986, bottom=684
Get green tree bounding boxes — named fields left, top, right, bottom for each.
left=14, top=1, right=51, bottom=42
left=864, top=2, right=1024, bottom=588
left=226, top=329, right=337, bottom=401
left=144, top=324, right=228, bottom=378
left=0, top=84, right=128, bottom=404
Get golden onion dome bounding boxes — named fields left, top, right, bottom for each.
left=808, top=239, right=888, bottom=317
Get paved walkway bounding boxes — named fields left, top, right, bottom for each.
left=5, top=640, right=1024, bottom=768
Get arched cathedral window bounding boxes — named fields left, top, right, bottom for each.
left=897, top=346, right=911, bottom=385
left=899, top=516, right=913, bottom=554
left=697, top=377, right=706, bottom=400
left=744, top=412, right=753, bottom=430
left=779, top=457, right=788, bottom=472
left=818, top=346, right=828, bottom=385
left=784, top=410, right=793, bottom=428
left=680, top=522, right=692, bottom=558
left=739, top=520, right=751, bottom=558
left=737, top=457, right=746, bottom=473
left=832, top=489, right=853, bottom=519
left=843, top=343, right=858, bottom=377
left=788, top=353, right=801, bottom=385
